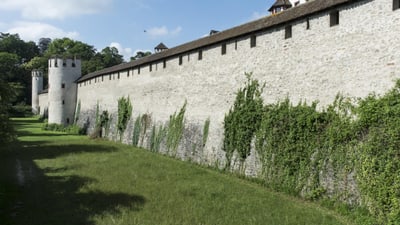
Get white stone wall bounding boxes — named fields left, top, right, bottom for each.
left=48, top=58, right=81, bottom=125
left=77, top=0, right=400, bottom=168
left=31, top=70, right=43, bottom=114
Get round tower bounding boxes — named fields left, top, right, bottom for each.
left=48, top=57, right=81, bottom=125
left=31, top=69, right=43, bottom=114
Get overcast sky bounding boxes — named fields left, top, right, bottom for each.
left=0, top=0, right=275, bottom=60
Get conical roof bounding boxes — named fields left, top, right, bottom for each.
left=268, top=0, right=292, bottom=12
left=155, top=42, right=168, bottom=50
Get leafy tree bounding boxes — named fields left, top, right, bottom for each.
left=0, top=52, right=19, bottom=143
left=45, top=37, right=96, bottom=61
left=101, top=46, right=124, bottom=68
left=38, top=37, right=51, bottom=55
left=0, top=33, right=39, bottom=63
left=130, top=51, right=151, bottom=61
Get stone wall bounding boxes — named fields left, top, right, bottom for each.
left=76, top=0, right=400, bottom=202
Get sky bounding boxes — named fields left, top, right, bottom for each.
left=0, top=0, right=275, bottom=61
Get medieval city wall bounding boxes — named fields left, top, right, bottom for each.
left=76, top=0, right=400, bottom=175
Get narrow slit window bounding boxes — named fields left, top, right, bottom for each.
left=138, top=66, right=141, bottom=74
left=179, top=56, right=183, bottom=65
left=394, top=0, right=400, bottom=10
left=285, top=25, right=292, bottom=39
left=61, top=83, right=65, bottom=88
left=330, top=10, right=339, bottom=27
left=198, top=50, right=203, bottom=60
left=221, top=43, right=226, bottom=55
left=250, top=35, right=256, bottom=48
left=163, top=60, right=166, bottom=68
left=235, top=40, right=238, bottom=50
left=149, top=64, right=152, bottom=72
left=306, top=18, right=310, bottom=30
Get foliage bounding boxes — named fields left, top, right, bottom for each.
left=117, top=96, right=132, bottom=141
left=42, top=122, right=85, bottom=135
left=74, top=100, right=81, bottom=124
left=130, top=51, right=152, bottom=61
left=355, top=81, right=400, bottom=225
left=132, top=115, right=142, bottom=147
left=150, top=125, right=166, bottom=152
left=166, top=101, right=186, bottom=155
left=225, top=76, right=400, bottom=224
left=223, top=73, right=264, bottom=167
left=202, top=117, right=210, bottom=148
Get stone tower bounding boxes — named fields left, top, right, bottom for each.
left=31, top=69, right=43, bottom=114
left=48, top=57, right=81, bottom=125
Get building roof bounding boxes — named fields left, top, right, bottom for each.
left=155, top=42, right=168, bottom=50
left=268, top=0, right=293, bottom=12
left=77, top=0, right=361, bottom=83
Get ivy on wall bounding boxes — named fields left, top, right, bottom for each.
left=223, top=73, right=264, bottom=168
left=117, top=96, right=132, bottom=141
left=224, top=75, right=400, bottom=224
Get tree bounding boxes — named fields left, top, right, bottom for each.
left=38, top=37, right=51, bottom=55
left=0, top=33, right=39, bottom=63
left=130, top=51, right=151, bottom=61
left=45, top=37, right=96, bottom=60
left=101, top=46, right=124, bottom=68
left=0, top=52, right=19, bottom=143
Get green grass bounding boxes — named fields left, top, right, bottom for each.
left=0, top=117, right=354, bottom=225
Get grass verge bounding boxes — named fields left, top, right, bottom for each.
left=0, top=117, right=354, bottom=225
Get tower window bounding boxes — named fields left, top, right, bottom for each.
left=394, top=0, right=400, bottom=10
left=72, top=62, right=76, bottom=67
left=250, top=35, right=256, bottom=48
left=235, top=40, right=238, bottom=50
left=285, top=25, right=292, bottom=39
left=62, top=61, right=66, bottom=67
left=66, top=118, right=70, bottom=124
left=117, top=73, right=120, bottom=79
left=306, top=18, right=310, bottom=30
left=138, top=66, right=141, bottom=74
left=54, top=60, right=58, bottom=67
left=61, top=83, right=65, bottom=88
left=127, top=70, right=130, bottom=77
left=330, top=10, right=339, bottom=27
left=163, top=60, right=167, bottom=68
left=221, top=43, right=226, bottom=55
left=179, top=56, right=183, bottom=65
left=149, top=64, right=152, bottom=72
left=62, top=100, right=65, bottom=105
left=198, top=50, right=203, bottom=60
left=102, top=76, right=104, bottom=82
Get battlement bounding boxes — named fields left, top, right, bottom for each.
left=48, top=56, right=81, bottom=69
left=31, top=69, right=43, bottom=77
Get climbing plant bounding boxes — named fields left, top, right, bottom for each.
left=74, top=100, right=81, bottom=124
left=224, top=74, right=400, bottom=224
left=202, top=117, right=210, bottom=148
left=166, top=101, right=186, bottom=155
left=223, top=72, right=264, bottom=167
left=117, top=96, right=132, bottom=141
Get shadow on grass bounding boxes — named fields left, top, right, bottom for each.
left=1, top=119, right=146, bottom=225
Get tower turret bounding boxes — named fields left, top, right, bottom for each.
left=48, top=57, right=81, bottom=125
left=31, top=69, right=43, bottom=114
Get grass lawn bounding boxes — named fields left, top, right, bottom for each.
left=0, top=118, right=354, bottom=225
